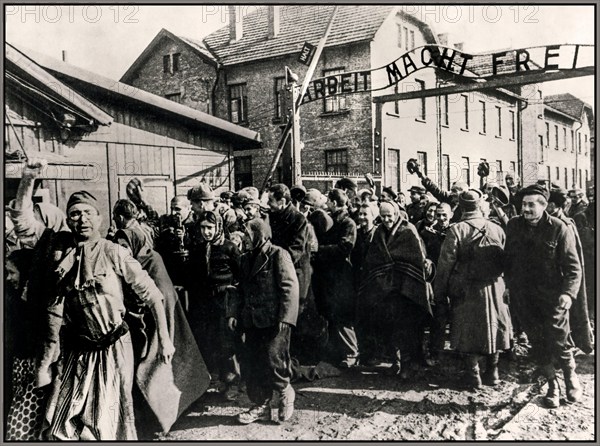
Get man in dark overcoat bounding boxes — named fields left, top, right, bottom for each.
left=504, top=184, right=583, bottom=409
left=267, top=184, right=311, bottom=309
left=313, top=189, right=359, bottom=368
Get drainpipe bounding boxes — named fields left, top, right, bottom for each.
left=573, top=119, right=583, bottom=189
left=211, top=62, right=223, bottom=117
left=517, top=98, right=527, bottom=186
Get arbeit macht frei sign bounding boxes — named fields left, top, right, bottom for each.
left=299, top=44, right=593, bottom=104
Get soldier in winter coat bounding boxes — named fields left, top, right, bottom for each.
left=435, top=190, right=512, bottom=389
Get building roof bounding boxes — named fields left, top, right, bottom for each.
left=11, top=43, right=261, bottom=148
left=545, top=93, right=594, bottom=122
left=120, top=28, right=217, bottom=83
left=6, top=43, right=114, bottom=127
left=203, top=5, right=399, bottom=66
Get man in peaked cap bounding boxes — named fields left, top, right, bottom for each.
left=187, top=183, right=216, bottom=214
left=504, top=184, right=584, bottom=409
left=406, top=185, right=428, bottom=225
left=567, top=188, right=588, bottom=219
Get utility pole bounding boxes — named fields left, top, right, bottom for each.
left=261, top=6, right=339, bottom=191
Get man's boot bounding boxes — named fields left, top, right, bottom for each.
left=542, top=364, right=560, bottom=409
left=561, top=355, right=583, bottom=403
left=481, top=352, right=500, bottom=386
left=463, top=354, right=482, bottom=390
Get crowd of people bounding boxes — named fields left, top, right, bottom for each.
left=4, top=158, right=595, bottom=440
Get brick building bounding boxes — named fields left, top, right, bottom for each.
left=121, top=5, right=593, bottom=192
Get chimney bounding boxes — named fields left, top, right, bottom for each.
left=229, top=6, right=243, bottom=43
left=437, top=33, right=448, bottom=46
left=267, top=6, right=280, bottom=39
left=454, top=42, right=464, bottom=51
left=61, top=50, right=67, bottom=62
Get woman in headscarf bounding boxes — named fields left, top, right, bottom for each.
left=110, top=200, right=209, bottom=435
left=414, top=200, right=439, bottom=233
left=186, top=210, right=242, bottom=397
left=358, top=201, right=433, bottom=378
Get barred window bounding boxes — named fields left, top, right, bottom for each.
left=325, top=149, right=348, bottom=174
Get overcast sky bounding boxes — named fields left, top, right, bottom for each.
left=5, top=5, right=595, bottom=109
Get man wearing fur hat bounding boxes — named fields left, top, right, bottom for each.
left=505, top=184, right=583, bottom=408
left=9, top=159, right=175, bottom=440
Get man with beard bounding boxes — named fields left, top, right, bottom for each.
left=505, top=184, right=583, bottom=408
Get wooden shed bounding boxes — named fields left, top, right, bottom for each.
left=5, top=42, right=261, bottom=234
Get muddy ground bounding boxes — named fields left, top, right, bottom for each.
left=148, top=347, right=595, bottom=441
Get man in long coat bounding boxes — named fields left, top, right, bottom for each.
left=267, top=184, right=311, bottom=309
left=435, top=190, right=512, bottom=389
left=313, top=189, right=359, bottom=368
left=505, top=184, right=583, bottom=408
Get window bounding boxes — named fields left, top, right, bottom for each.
left=571, top=130, right=575, bottom=152
left=564, top=168, right=568, bottom=188
left=578, top=133, right=582, bottom=153
left=440, top=95, right=449, bottom=126
left=556, top=167, right=559, bottom=180
left=442, top=154, right=450, bottom=190
left=234, top=156, right=253, bottom=189
left=462, top=95, right=469, bottom=130
left=584, top=135, right=588, bottom=154
left=496, top=160, right=503, bottom=177
left=163, top=55, right=170, bottom=73
left=563, top=128, right=567, bottom=151
left=394, top=83, right=399, bottom=115
left=538, top=135, right=544, bottom=161
left=416, top=79, right=425, bottom=120
left=388, top=149, right=400, bottom=191
left=397, top=24, right=402, bottom=48
left=547, top=166, right=551, bottom=184
left=165, top=93, right=181, bottom=103
left=496, top=106, right=502, bottom=137
left=323, top=68, right=347, bottom=113
left=274, top=77, right=286, bottom=120
left=404, top=27, right=409, bottom=50
left=554, top=125, right=558, bottom=150
left=229, top=84, right=248, bottom=124
left=545, top=123, right=550, bottom=147
left=510, top=161, right=516, bottom=175
left=325, top=149, right=348, bottom=174
left=410, top=30, right=415, bottom=50
left=479, top=100, right=486, bottom=133
left=572, top=168, right=576, bottom=186
left=585, top=170, right=588, bottom=182
left=509, top=110, right=515, bottom=139
left=461, top=157, right=470, bottom=186
left=417, top=151, right=428, bottom=177
left=172, top=53, right=180, bottom=72
left=579, top=169, right=582, bottom=188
